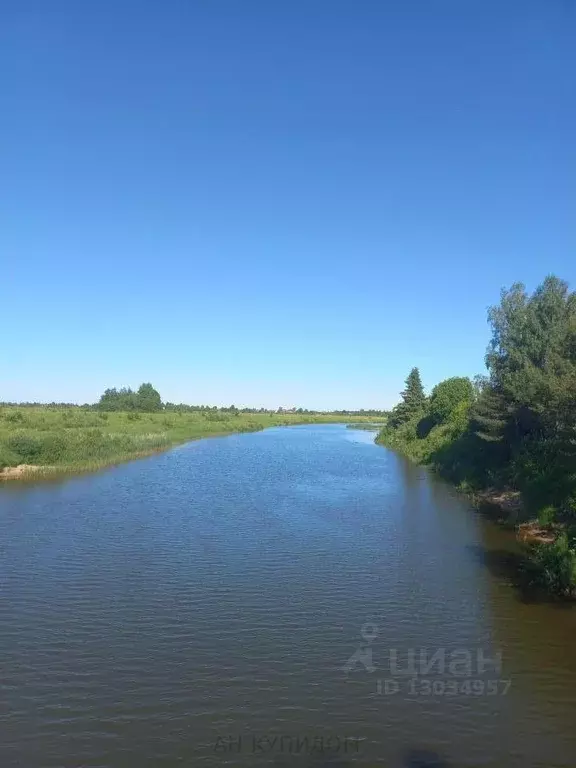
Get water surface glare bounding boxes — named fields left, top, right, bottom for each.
left=1, top=424, right=575, bottom=767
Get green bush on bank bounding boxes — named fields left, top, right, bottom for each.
left=0, top=445, right=22, bottom=469
left=529, top=533, right=576, bottom=598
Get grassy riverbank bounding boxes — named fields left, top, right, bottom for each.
left=377, top=276, right=576, bottom=599
left=0, top=407, right=373, bottom=481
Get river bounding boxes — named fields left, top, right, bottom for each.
left=1, top=424, right=575, bottom=767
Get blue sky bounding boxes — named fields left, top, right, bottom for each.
left=1, top=1, right=574, bottom=409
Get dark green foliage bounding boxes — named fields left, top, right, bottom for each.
left=388, top=367, right=426, bottom=428
left=471, top=386, right=510, bottom=444
left=97, top=383, right=162, bottom=412
left=7, top=433, right=43, bottom=462
left=416, top=415, right=436, bottom=439
left=403, top=367, right=425, bottom=410
left=530, top=534, right=576, bottom=598
left=97, top=387, right=138, bottom=411
left=482, top=276, right=576, bottom=514
left=379, top=275, right=576, bottom=596
left=136, top=383, right=162, bottom=412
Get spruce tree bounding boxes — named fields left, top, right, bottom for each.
left=402, top=367, right=426, bottom=413
left=388, top=367, right=426, bottom=428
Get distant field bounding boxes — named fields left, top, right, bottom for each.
left=0, top=407, right=378, bottom=480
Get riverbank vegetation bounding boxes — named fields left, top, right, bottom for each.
left=0, top=392, right=383, bottom=480
left=377, top=275, right=576, bottom=598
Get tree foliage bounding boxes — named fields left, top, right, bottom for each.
left=97, top=383, right=162, bottom=412
left=378, top=275, right=576, bottom=596
left=429, top=377, right=473, bottom=424
left=388, top=367, right=426, bottom=428
left=136, top=383, right=162, bottom=412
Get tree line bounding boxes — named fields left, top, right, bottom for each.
left=379, top=275, right=576, bottom=596
left=90, top=388, right=387, bottom=416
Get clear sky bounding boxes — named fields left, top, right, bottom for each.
left=1, top=1, right=574, bottom=409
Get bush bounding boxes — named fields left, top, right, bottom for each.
left=39, top=434, right=68, bottom=463
left=0, top=445, right=22, bottom=469
left=6, top=433, right=43, bottom=462
left=530, top=534, right=576, bottom=597
left=4, top=410, right=25, bottom=424
left=205, top=412, right=228, bottom=422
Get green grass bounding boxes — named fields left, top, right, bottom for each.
left=0, top=407, right=373, bottom=479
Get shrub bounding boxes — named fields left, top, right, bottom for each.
left=77, top=429, right=106, bottom=457
left=205, top=412, right=228, bottom=422
left=39, top=434, right=68, bottom=463
left=6, top=433, right=43, bottom=462
left=530, top=534, right=576, bottom=597
left=4, top=410, right=25, bottom=424
left=0, top=445, right=22, bottom=469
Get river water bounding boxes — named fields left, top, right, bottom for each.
left=1, top=424, right=575, bottom=767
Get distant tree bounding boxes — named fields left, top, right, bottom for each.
left=97, top=387, right=136, bottom=411
left=136, top=383, right=162, bottom=412
left=97, top=383, right=161, bottom=412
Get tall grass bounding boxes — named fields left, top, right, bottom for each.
left=0, top=407, right=372, bottom=477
